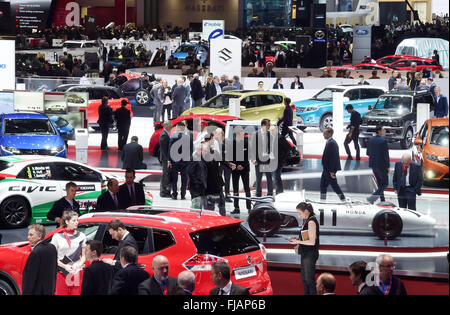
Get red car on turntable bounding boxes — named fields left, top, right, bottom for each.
left=0, top=207, right=273, bottom=295
left=357, top=55, right=443, bottom=72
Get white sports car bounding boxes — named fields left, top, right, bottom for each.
left=0, top=155, right=153, bottom=228
left=246, top=192, right=436, bottom=240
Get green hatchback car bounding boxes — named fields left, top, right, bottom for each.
left=183, top=90, right=294, bottom=122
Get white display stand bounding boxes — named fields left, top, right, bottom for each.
left=229, top=98, right=241, bottom=118
left=75, top=128, right=89, bottom=164
left=417, top=103, right=431, bottom=131
left=0, top=40, right=15, bottom=90
left=332, top=92, right=345, bottom=145
left=210, top=38, right=242, bottom=80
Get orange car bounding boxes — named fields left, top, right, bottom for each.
left=413, top=117, right=449, bottom=181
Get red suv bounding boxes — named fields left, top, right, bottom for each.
left=0, top=207, right=273, bottom=295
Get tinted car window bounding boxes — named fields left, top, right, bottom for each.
left=53, top=162, right=102, bottom=182
left=17, top=163, right=56, bottom=180
left=113, top=76, right=128, bottom=86
left=259, top=94, right=282, bottom=106
left=0, top=161, right=13, bottom=172
left=344, top=89, right=359, bottom=100
left=89, top=88, right=105, bottom=100
left=430, top=126, right=449, bottom=147
left=360, top=89, right=384, bottom=99
left=107, top=89, right=122, bottom=99
left=4, top=118, right=56, bottom=135
left=152, top=228, right=176, bottom=252
left=190, top=224, right=260, bottom=257
left=241, top=96, right=257, bottom=108
left=374, top=96, right=412, bottom=112
left=201, top=94, right=240, bottom=109
left=121, top=79, right=141, bottom=92
left=100, top=224, right=150, bottom=255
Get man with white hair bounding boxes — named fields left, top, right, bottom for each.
left=416, top=79, right=429, bottom=91
left=434, top=86, right=449, bottom=118
left=375, top=254, right=407, bottom=295
left=138, top=255, right=180, bottom=295
left=392, top=152, right=423, bottom=210
left=171, top=77, right=187, bottom=119
left=175, top=271, right=196, bottom=295
left=395, top=77, right=410, bottom=91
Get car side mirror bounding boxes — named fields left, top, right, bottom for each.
left=368, top=105, right=373, bottom=110
left=414, top=138, right=423, bottom=146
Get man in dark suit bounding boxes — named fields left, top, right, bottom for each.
left=367, top=126, right=390, bottom=204
left=190, top=74, right=204, bottom=107
left=22, top=225, right=57, bottom=295
left=118, top=169, right=146, bottom=208
left=98, top=96, right=114, bottom=150
left=321, top=128, right=346, bottom=201
left=138, top=255, right=180, bottom=295
left=114, top=99, right=131, bottom=151
left=159, top=121, right=172, bottom=198
left=122, top=136, right=147, bottom=169
left=344, top=104, right=362, bottom=160
left=210, top=261, right=249, bottom=295
left=110, top=246, right=150, bottom=295
left=95, top=178, right=120, bottom=211
left=171, top=79, right=187, bottom=119
left=81, top=240, right=114, bottom=295
left=168, top=123, right=191, bottom=200
left=175, top=271, right=196, bottom=295
left=393, top=153, right=423, bottom=210
left=103, top=220, right=138, bottom=271
left=251, top=119, right=274, bottom=197
left=349, top=261, right=382, bottom=295
left=46, top=182, right=80, bottom=226
left=434, top=87, right=448, bottom=118
left=270, top=126, right=291, bottom=195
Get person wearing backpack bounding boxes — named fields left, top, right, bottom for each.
left=344, top=104, right=362, bottom=160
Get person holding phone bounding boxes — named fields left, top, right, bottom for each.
left=289, top=202, right=320, bottom=295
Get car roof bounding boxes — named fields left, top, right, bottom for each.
left=79, top=208, right=243, bottom=233
left=383, top=90, right=430, bottom=96
left=0, top=155, right=88, bottom=166
left=325, top=85, right=385, bottom=90
left=2, top=112, right=48, bottom=119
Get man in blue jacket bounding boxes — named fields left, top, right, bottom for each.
left=366, top=126, right=390, bottom=204
left=434, top=87, right=448, bottom=118
left=392, top=153, right=423, bottom=210
left=321, top=127, right=346, bottom=201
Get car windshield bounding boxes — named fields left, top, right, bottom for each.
left=52, top=117, right=68, bottom=128
left=0, top=161, right=13, bottom=172
left=63, top=43, right=82, bottom=49
left=201, top=94, right=240, bottom=109
left=429, top=125, right=449, bottom=147
left=378, top=57, right=402, bottom=65
left=311, top=88, right=345, bottom=101
left=175, top=46, right=196, bottom=54
left=374, top=96, right=412, bottom=113
left=190, top=223, right=260, bottom=257
left=4, top=118, right=57, bottom=135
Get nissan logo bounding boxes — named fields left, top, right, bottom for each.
left=355, top=29, right=369, bottom=35
left=246, top=256, right=252, bottom=264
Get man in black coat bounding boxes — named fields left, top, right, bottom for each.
left=122, top=136, right=147, bottom=169
left=110, top=246, right=149, bottom=295
left=344, top=104, right=362, bottom=160
left=81, top=240, right=114, bottom=295
left=392, top=153, right=423, bottom=210
left=159, top=121, right=172, bottom=198
left=209, top=261, right=249, bottom=295
left=190, top=74, right=204, bottom=107
left=270, top=126, right=291, bottom=195
left=114, top=99, right=131, bottom=151
left=118, top=169, right=146, bottom=208
left=95, top=178, right=120, bottom=211
left=138, top=255, right=180, bottom=295
left=320, top=128, right=346, bottom=201
left=349, top=261, right=382, bottom=295
left=46, top=182, right=80, bottom=226
left=251, top=119, right=274, bottom=197
left=103, top=220, right=138, bottom=272
left=22, top=225, right=57, bottom=295
left=168, top=123, right=192, bottom=200
left=188, top=144, right=209, bottom=209
left=171, top=79, right=187, bottom=119
left=98, top=96, right=114, bottom=150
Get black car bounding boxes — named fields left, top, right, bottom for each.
left=113, top=75, right=155, bottom=106
left=359, top=90, right=436, bottom=149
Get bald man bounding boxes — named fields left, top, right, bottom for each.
left=392, top=152, right=423, bottom=210
left=316, top=273, right=336, bottom=295
left=175, top=271, right=196, bottom=295
left=138, top=255, right=180, bottom=295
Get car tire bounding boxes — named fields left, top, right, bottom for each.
left=371, top=209, right=403, bottom=240
left=319, top=114, right=333, bottom=132
left=0, top=197, right=31, bottom=229
left=400, top=128, right=414, bottom=149
left=359, top=138, right=368, bottom=148
left=0, top=279, right=16, bottom=295
left=248, top=208, right=282, bottom=237
left=135, top=89, right=150, bottom=106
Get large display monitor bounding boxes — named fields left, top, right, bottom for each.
left=0, top=0, right=55, bottom=32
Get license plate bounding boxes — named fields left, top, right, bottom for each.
left=234, top=265, right=257, bottom=280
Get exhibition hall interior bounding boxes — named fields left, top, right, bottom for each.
left=0, top=0, right=448, bottom=297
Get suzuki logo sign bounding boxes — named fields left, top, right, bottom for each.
left=218, top=48, right=232, bottom=64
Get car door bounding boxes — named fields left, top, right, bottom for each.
left=245, top=94, right=284, bottom=121
left=15, top=162, right=62, bottom=224
left=343, top=89, right=361, bottom=122
left=52, top=161, right=104, bottom=212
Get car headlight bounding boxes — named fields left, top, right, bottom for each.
left=51, top=145, right=66, bottom=154
left=299, top=106, right=319, bottom=113
left=390, top=119, right=402, bottom=127
left=1, top=145, right=21, bottom=154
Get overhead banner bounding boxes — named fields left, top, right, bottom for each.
left=352, top=25, right=372, bottom=65
left=0, top=40, right=15, bottom=90
left=210, top=38, right=242, bottom=80
left=202, top=20, right=224, bottom=41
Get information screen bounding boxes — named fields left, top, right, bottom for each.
left=0, top=0, right=54, bottom=32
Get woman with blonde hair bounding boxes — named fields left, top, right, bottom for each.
left=50, top=210, right=87, bottom=295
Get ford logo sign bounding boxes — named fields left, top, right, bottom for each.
left=208, top=28, right=224, bottom=41
left=355, top=29, right=369, bottom=35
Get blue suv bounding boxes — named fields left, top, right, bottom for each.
left=171, top=44, right=208, bottom=65
left=0, top=112, right=67, bottom=158
left=294, top=85, right=386, bottom=131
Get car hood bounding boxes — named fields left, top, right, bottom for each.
left=293, top=99, right=329, bottom=108
left=363, top=110, right=404, bottom=120
left=0, top=135, right=64, bottom=149
left=183, top=107, right=228, bottom=115
left=172, top=52, right=188, bottom=59
left=426, top=145, right=449, bottom=158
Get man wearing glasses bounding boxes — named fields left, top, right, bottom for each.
left=375, top=254, right=407, bottom=295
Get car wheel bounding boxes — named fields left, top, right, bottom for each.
left=359, top=138, right=368, bottom=148
left=135, top=89, right=150, bottom=105
left=248, top=208, right=282, bottom=237
left=371, top=209, right=403, bottom=240
left=319, top=114, right=333, bottom=132
left=0, top=197, right=30, bottom=229
left=0, top=279, right=16, bottom=295
left=400, top=128, right=413, bottom=149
